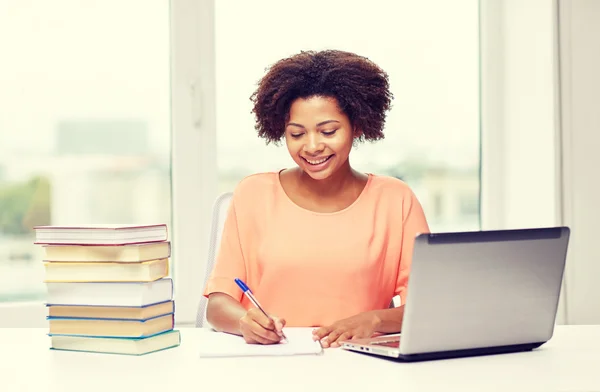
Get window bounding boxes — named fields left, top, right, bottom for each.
left=214, top=0, right=481, bottom=232
left=1, top=0, right=483, bottom=325
left=0, top=1, right=171, bottom=303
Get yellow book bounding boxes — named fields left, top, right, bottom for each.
left=47, top=301, right=175, bottom=320
left=48, top=313, right=174, bottom=337
left=43, top=258, right=169, bottom=282
left=42, top=242, right=171, bottom=263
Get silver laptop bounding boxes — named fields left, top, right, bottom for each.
left=341, top=227, right=570, bottom=361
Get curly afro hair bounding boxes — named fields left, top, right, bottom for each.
left=250, top=49, right=393, bottom=145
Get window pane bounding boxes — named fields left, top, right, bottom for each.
left=215, top=0, right=480, bottom=231
left=0, top=1, right=171, bottom=302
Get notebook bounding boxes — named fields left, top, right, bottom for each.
left=198, top=327, right=323, bottom=357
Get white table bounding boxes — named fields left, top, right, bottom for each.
left=2, top=326, right=600, bottom=392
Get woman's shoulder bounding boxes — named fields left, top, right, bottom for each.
left=233, top=171, right=279, bottom=194
left=363, top=173, right=424, bottom=211
left=368, top=173, right=417, bottom=196
left=228, top=171, right=280, bottom=208
left=366, top=174, right=428, bottom=227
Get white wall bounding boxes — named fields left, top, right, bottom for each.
left=558, top=0, right=600, bottom=325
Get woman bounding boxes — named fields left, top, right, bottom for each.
left=203, top=49, right=430, bottom=348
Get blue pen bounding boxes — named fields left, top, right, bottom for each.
left=234, top=278, right=287, bottom=341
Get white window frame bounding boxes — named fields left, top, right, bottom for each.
left=1, top=0, right=568, bottom=327
left=479, top=0, right=566, bottom=323
left=168, top=0, right=217, bottom=326
left=0, top=0, right=217, bottom=328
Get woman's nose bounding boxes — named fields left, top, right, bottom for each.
left=303, top=134, right=324, bottom=154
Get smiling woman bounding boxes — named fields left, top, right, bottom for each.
left=203, top=49, right=430, bottom=348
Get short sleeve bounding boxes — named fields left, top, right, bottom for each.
left=202, top=196, right=246, bottom=301
left=395, top=189, right=430, bottom=305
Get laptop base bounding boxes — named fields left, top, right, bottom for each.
left=342, top=341, right=545, bottom=362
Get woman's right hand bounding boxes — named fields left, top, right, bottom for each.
left=239, top=308, right=286, bottom=344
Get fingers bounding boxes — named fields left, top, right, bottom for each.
left=240, top=320, right=281, bottom=344
left=240, top=309, right=284, bottom=345
left=312, top=327, right=361, bottom=348
left=248, top=308, right=287, bottom=338
left=329, top=332, right=352, bottom=348
left=253, top=322, right=282, bottom=342
left=273, top=317, right=286, bottom=332
left=271, top=317, right=287, bottom=338
left=326, top=329, right=344, bottom=344
left=312, top=326, right=344, bottom=348
left=242, top=328, right=281, bottom=345
left=248, top=308, right=275, bottom=330
left=312, top=326, right=332, bottom=341
left=312, top=312, right=380, bottom=348
left=319, top=328, right=345, bottom=348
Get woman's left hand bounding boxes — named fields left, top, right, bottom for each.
left=312, top=311, right=381, bottom=348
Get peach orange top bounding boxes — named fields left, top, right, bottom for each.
left=203, top=172, right=430, bottom=327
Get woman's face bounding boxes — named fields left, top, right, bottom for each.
left=284, top=96, right=356, bottom=181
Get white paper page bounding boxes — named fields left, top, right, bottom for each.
left=198, top=327, right=323, bottom=357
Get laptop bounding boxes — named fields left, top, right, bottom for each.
left=341, top=227, right=570, bottom=362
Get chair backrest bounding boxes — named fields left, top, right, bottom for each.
left=195, top=191, right=233, bottom=327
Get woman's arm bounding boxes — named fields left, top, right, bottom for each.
left=205, top=292, right=247, bottom=335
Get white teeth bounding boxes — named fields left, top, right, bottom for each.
left=306, top=156, right=329, bottom=165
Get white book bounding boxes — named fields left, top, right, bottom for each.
left=198, top=328, right=323, bottom=358
left=46, top=278, right=173, bottom=307
left=34, top=224, right=168, bottom=245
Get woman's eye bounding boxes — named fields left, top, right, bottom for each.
left=290, top=133, right=303, bottom=138
left=322, top=130, right=337, bottom=136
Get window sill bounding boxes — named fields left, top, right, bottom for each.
left=0, top=301, right=47, bottom=327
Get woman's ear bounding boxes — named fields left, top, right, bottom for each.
left=352, top=128, right=363, bottom=147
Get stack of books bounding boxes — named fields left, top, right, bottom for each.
left=33, top=224, right=181, bottom=355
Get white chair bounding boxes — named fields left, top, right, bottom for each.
left=195, top=191, right=233, bottom=327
